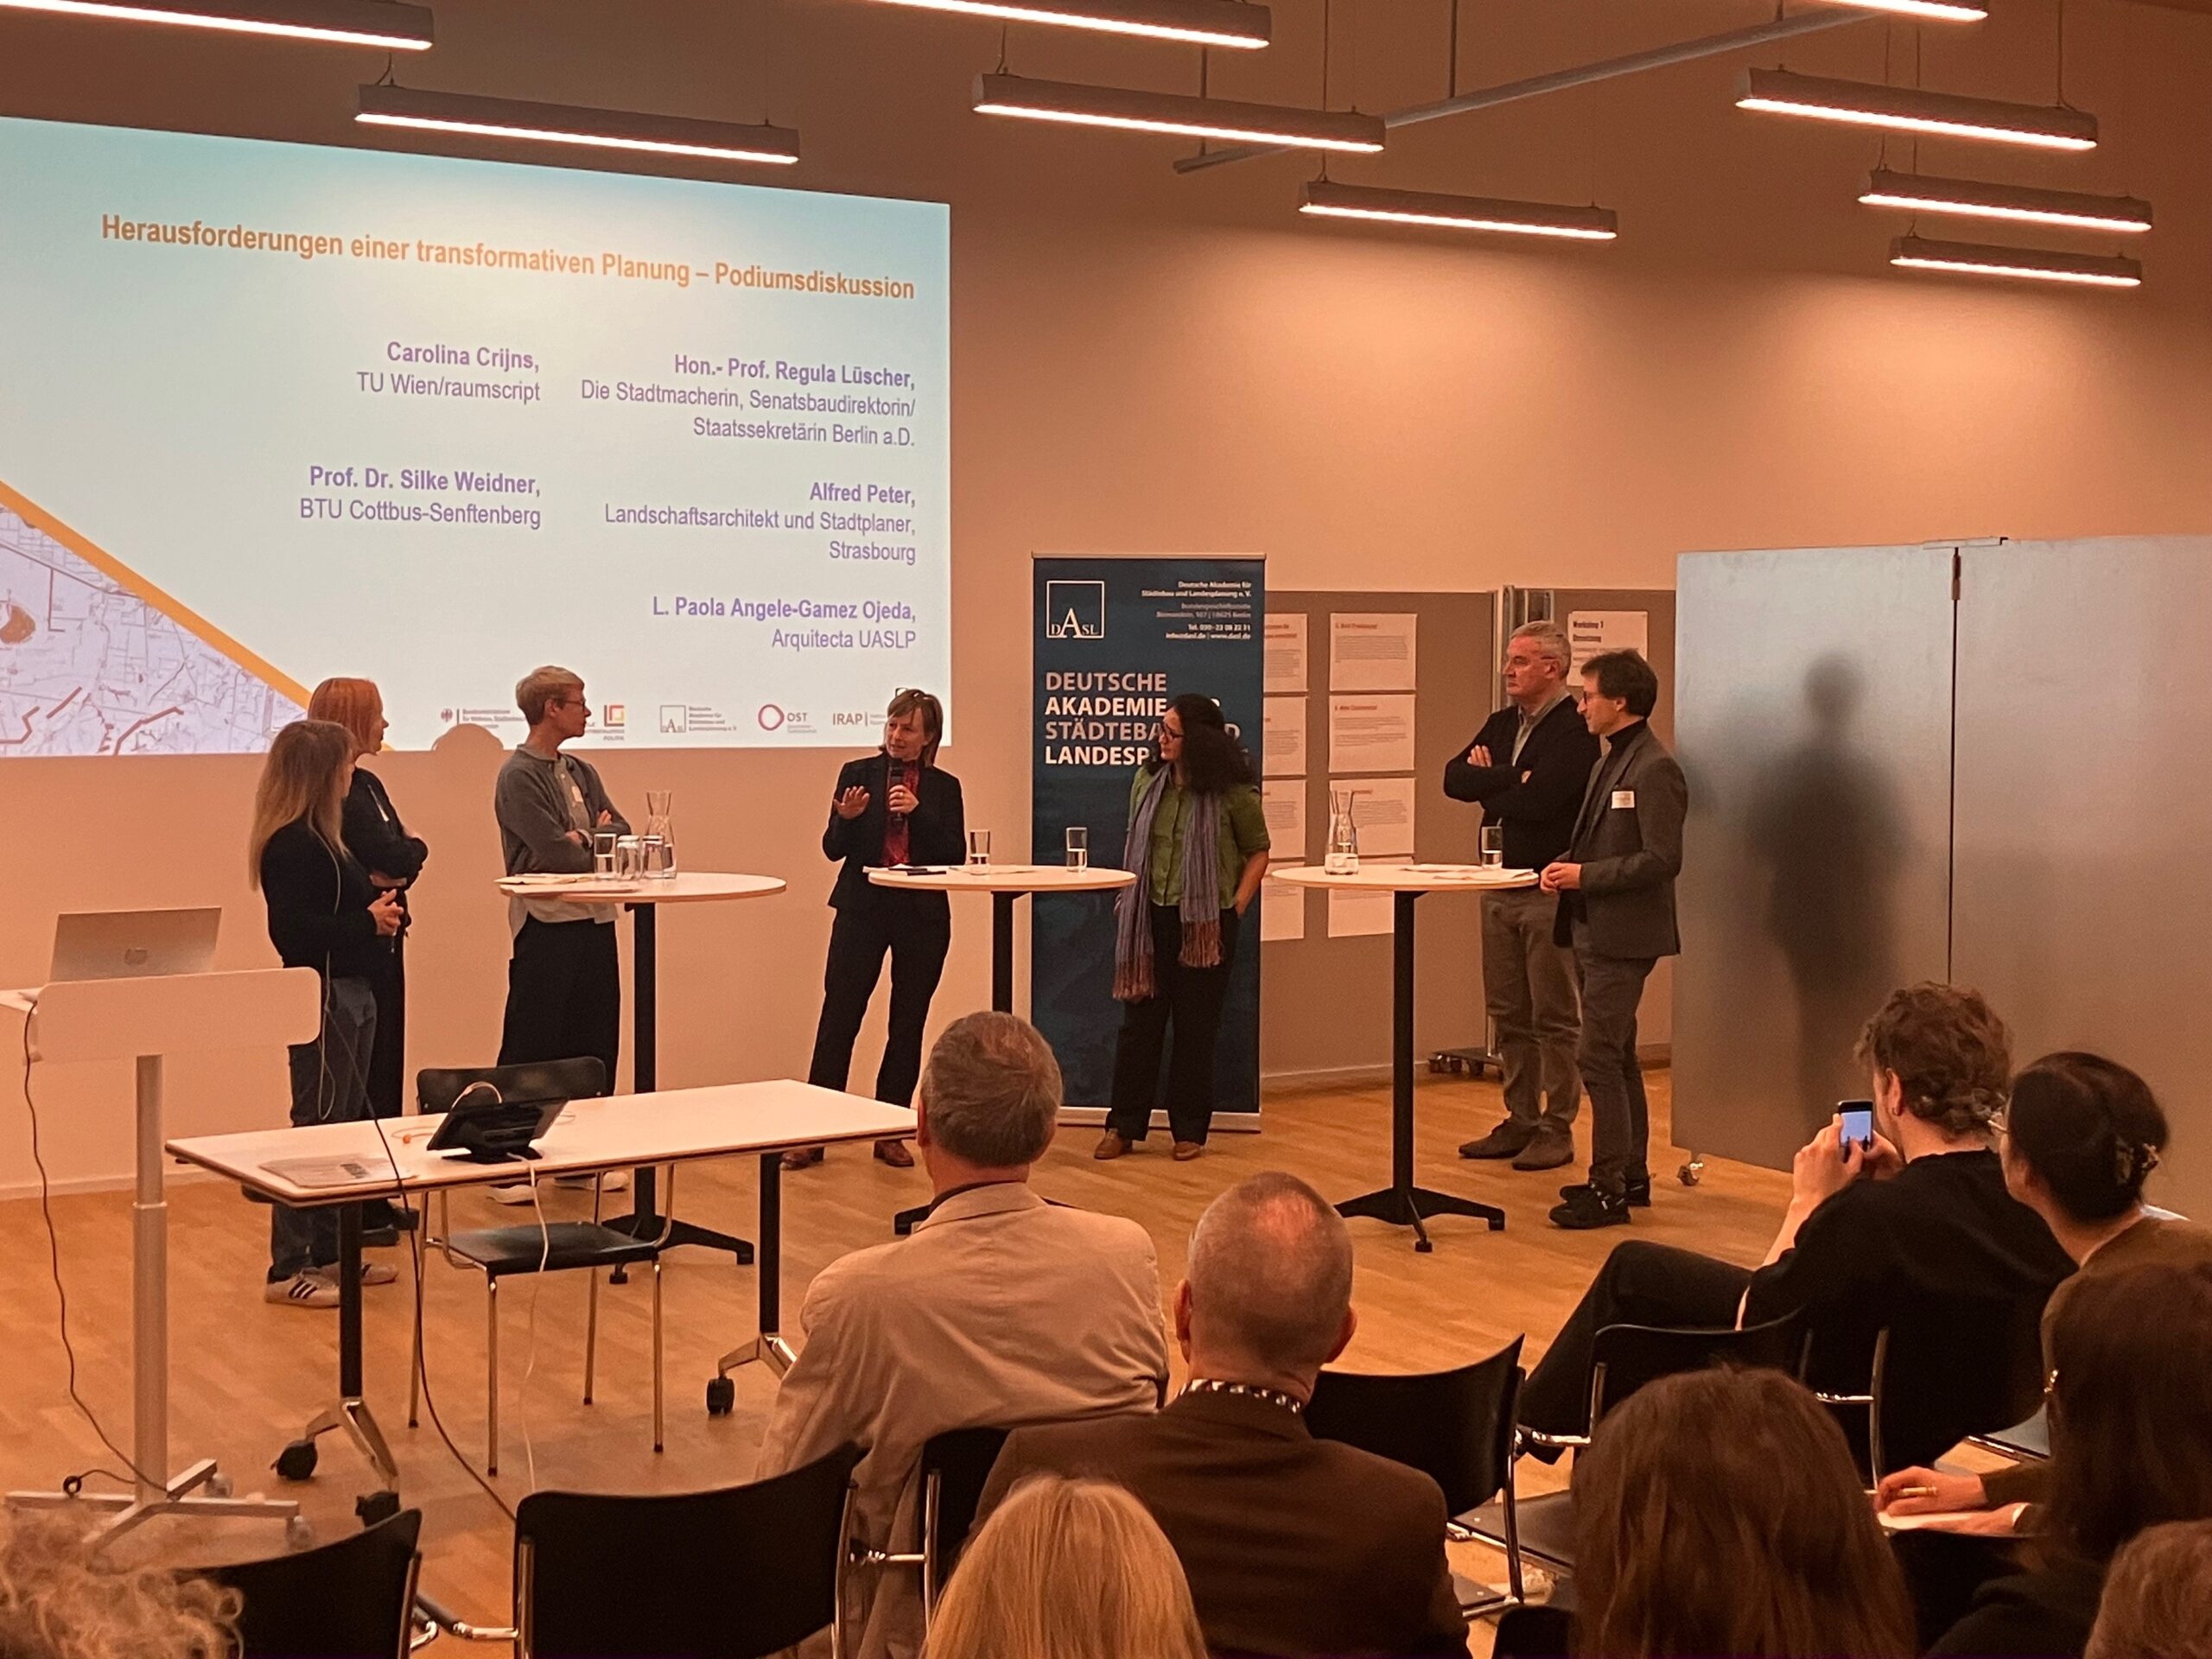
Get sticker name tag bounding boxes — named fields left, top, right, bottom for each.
left=1611, top=790, right=1636, bottom=809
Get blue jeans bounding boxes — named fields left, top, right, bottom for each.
left=269, top=975, right=377, bottom=1281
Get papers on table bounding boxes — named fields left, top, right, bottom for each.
left=1264, top=613, right=1308, bottom=694
left=1330, top=775, right=1415, bottom=860
left=1328, top=695, right=1417, bottom=774
left=1263, top=696, right=1307, bottom=777
left=1876, top=1510, right=1995, bottom=1535
left=1328, top=612, right=1417, bottom=692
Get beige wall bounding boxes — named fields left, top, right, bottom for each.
left=6, top=1, right=2211, bottom=1188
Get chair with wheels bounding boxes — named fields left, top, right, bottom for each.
left=205, top=1506, right=424, bottom=1659
left=849, top=1424, right=1013, bottom=1632
left=419, top=1443, right=863, bottom=1659
left=405, top=1058, right=666, bottom=1474
left=1305, top=1336, right=1526, bottom=1613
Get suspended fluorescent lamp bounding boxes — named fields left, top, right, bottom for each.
left=0, top=0, right=430, bottom=48
left=1300, top=180, right=1616, bottom=241
left=1815, top=0, right=1986, bottom=19
left=974, top=73, right=1384, bottom=152
left=1862, top=168, right=2150, bottom=233
left=871, top=0, right=1268, bottom=49
left=358, top=85, right=799, bottom=164
left=1738, top=68, right=2097, bottom=151
left=1891, top=234, right=2140, bottom=288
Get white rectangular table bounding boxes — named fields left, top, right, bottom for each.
left=167, top=1079, right=913, bottom=1499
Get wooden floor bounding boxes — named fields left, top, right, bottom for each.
left=0, top=1066, right=1788, bottom=1632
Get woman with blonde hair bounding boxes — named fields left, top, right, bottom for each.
left=925, top=1474, right=1206, bottom=1659
left=248, top=718, right=401, bottom=1306
left=306, top=677, right=427, bottom=1244
left=0, top=1510, right=236, bottom=1659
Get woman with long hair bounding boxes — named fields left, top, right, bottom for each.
left=790, top=688, right=962, bottom=1170
left=1573, top=1367, right=1916, bottom=1658
left=925, top=1475, right=1207, bottom=1659
left=306, top=677, right=427, bottom=1243
left=1096, top=694, right=1268, bottom=1162
left=248, top=718, right=401, bottom=1307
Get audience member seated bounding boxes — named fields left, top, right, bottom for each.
left=925, top=1474, right=1207, bottom=1659
left=1519, top=983, right=2073, bottom=1472
left=2085, top=1519, right=2212, bottom=1659
left=1880, top=1051, right=2211, bottom=1529
left=0, top=1511, right=236, bottom=1659
left=755, top=1011, right=1170, bottom=1659
left=1572, top=1367, right=1916, bottom=1658
left=1929, top=1262, right=2212, bottom=1657
left=976, top=1172, right=1470, bottom=1659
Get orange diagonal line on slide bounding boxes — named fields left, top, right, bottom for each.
left=0, top=476, right=311, bottom=707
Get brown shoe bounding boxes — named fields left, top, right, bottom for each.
left=1173, top=1141, right=1205, bottom=1162
left=1093, top=1132, right=1134, bottom=1160
left=781, top=1147, right=825, bottom=1171
left=873, top=1138, right=914, bottom=1168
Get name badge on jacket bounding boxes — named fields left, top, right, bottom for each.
left=1611, top=790, right=1636, bottom=810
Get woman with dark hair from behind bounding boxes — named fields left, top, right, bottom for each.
left=2086, top=1519, right=2212, bottom=1659
left=1929, top=1262, right=2212, bottom=1656
left=247, top=718, right=402, bottom=1307
left=1095, top=693, right=1268, bottom=1162
left=1880, top=1052, right=2211, bottom=1528
left=1571, top=1366, right=1914, bottom=1658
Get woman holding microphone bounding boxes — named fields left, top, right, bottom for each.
left=1096, top=693, right=1269, bottom=1163
left=788, top=689, right=963, bottom=1170
left=247, top=719, right=403, bottom=1307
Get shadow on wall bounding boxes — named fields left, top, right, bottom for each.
left=1746, top=656, right=1906, bottom=1126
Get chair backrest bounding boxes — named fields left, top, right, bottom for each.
left=1493, top=1603, right=1573, bottom=1659
left=920, top=1425, right=1011, bottom=1580
left=1587, top=1310, right=1809, bottom=1430
left=209, top=1507, right=423, bottom=1659
left=1305, top=1335, right=1525, bottom=1516
left=1806, top=1294, right=2045, bottom=1480
left=417, top=1058, right=607, bottom=1113
left=516, top=1443, right=861, bottom=1659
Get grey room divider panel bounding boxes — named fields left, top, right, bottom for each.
left=1673, top=546, right=1957, bottom=1173
left=1951, top=537, right=2212, bottom=1220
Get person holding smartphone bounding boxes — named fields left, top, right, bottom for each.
left=789, top=689, right=963, bottom=1171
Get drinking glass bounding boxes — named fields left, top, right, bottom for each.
left=614, top=835, right=644, bottom=880
left=967, top=829, right=992, bottom=868
left=592, top=830, right=619, bottom=877
left=642, top=834, right=670, bottom=877
left=1065, top=826, right=1090, bottom=872
left=1480, top=825, right=1505, bottom=869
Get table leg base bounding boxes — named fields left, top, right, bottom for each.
left=10, top=1458, right=303, bottom=1545
left=600, top=1214, right=755, bottom=1265
left=1338, top=1185, right=1507, bottom=1252
left=707, top=1333, right=796, bottom=1415
left=277, top=1397, right=399, bottom=1492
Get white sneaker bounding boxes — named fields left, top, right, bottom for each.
left=556, top=1170, right=627, bottom=1193
left=264, top=1270, right=340, bottom=1309
left=360, top=1261, right=398, bottom=1287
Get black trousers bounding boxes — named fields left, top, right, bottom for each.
left=1106, top=905, right=1239, bottom=1146
left=1570, top=920, right=1656, bottom=1194
left=807, top=894, right=950, bottom=1112
left=366, top=932, right=406, bottom=1119
left=499, top=916, right=620, bottom=1089
left=1517, top=1240, right=1755, bottom=1438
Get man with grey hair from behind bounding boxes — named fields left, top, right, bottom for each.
left=977, top=1173, right=1470, bottom=1658
left=756, top=1012, right=1169, bottom=1659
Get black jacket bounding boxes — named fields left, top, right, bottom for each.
left=1441, top=697, right=1599, bottom=873
left=1929, top=1557, right=2105, bottom=1657
left=822, top=752, right=965, bottom=911
left=343, top=766, right=428, bottom=921
left=1553, top=720, right=1689, bottom=958
left=259, top=819, right=390, bottom=980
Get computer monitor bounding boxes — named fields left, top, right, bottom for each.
left=48, top=907, right=220, bottom=982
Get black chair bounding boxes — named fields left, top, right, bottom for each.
left=423, top=1444, right=863, bottom=1659
left=1459, top=1313, right=1810, bottom=1592
left=849, top=1424, right=1013, bottom=1632
left=405, top=1059, right=666, bottom=1474
left=1305, top=1336, right=1526, bottom=1611
left=1493, top=1602, right=1573, bottom=1659
left=207, top=1506, right=424, bottom=1659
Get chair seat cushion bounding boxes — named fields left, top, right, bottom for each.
left=444, top=1222, right=662, bottom=1275
left=1463, top=1488, right=1577, bottom=1574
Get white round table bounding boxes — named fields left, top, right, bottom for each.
left=496, top=870, right=785, bottom=1259
left=1268, top=863, right=1538, bottom=1251
left=868, top=864, right=1136, bottom=1013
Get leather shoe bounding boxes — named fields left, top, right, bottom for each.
left=1093, top=1132, right=1134, bottom=1160
left=1459, top=1122, right=1535, bottom=1160
left=873, top=1139, right=914, bottom=1168
left=1173, top=1141, right=1204, bottom=1162
left=1511, top=1126, right=1575, bottom=1172
left=781, top=1147, right=826, bottom=1171
left=1549, top=1185, right=1630, bottom=1230
left=1560, top=1178, right=1652, bottom=1207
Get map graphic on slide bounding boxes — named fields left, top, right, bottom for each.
left=0, top=496, right=305, bottom=756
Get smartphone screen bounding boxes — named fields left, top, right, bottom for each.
left=1838, top=1101, right=1876, bottom=1157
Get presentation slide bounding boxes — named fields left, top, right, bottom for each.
left=0, top=116, right=950, bottom=755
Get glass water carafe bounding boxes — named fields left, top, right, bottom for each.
left=1324, top=790, right=1361, bottom=874
left=643, top=789, right=677, bottom=879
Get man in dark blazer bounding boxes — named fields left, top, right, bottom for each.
left=1443, top=620, right=1601, bottom=1172
left=1541, top=650, right=1688, bottom=1230
left=975, top=1173, right=1470, bottom=1659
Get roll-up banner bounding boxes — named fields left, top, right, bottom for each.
left=1031, top=555, right=1266, bottom=1120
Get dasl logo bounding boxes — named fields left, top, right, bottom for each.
left=1045, top=580, right=1106, bottom=640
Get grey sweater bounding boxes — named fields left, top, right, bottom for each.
left=495, top=746, right=630, bottom=929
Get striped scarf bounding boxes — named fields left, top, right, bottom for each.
left=1113, top=766, right=1224, bottom=1002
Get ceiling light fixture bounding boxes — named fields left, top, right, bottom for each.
left=1891, top=233, right=2140, bottom=288
left=357, top=85, right=799, bottom=165
left=870, top=0, right=1268, bottom=49
left=973, top=73, right=1384, bottom=152
left=1814, top=0, right=1986, bottom=20
left=0, top=0, right=430, bottom=48
left=1300, top=179, right=1616, bottom=240
left=1738, top=68, right=2097, bottom=151
left=1862, top=168, right=2150, bottom=233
